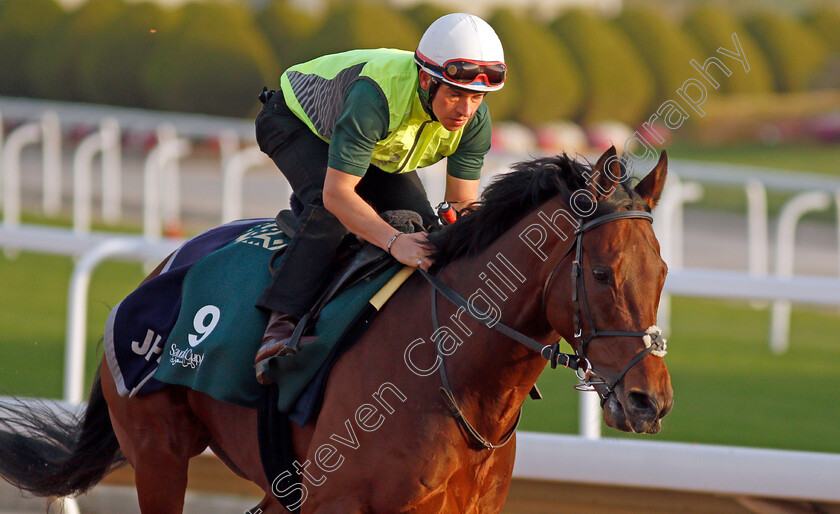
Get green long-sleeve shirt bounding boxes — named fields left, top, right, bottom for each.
left=328, top=80, right=492, bottom=180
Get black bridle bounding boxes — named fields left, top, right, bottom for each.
left=418, top=209, right=667, bottom=450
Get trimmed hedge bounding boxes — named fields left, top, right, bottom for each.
left=76, top=2, right=175, bottom=108
left=487, top=9, right=583, bottom=125
left=401, top=2, right=453, bottom=34
left=551, top=9, right=654, bottom=125
left=26, top=0, right=126, bottom=102
left=616, top=6, right=704, bottom=110
left=744, top=10, right=828, bottom=92
left=1, top=0, right=835, bottom=122
left=142, top=2, right=278, bottom=117
left=304, top=1, right=420, bottom=60
left=684, top=4, right=774, bottom=95
left=0, top=0, right=64, bottom=97
left=805, top=4, right=840, bottom=52
left=256, top=0, right=319, bottom=76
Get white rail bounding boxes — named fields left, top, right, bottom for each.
left=665, top=268, right=840, bottom=305
left=0, top=95, right=254, bottom=140
left=2, top=394, right=836, bottom=504
left=514, top=432, right=840, bottom=503
left=653, top=175, right=703, bottom=333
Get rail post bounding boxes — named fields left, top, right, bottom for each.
left=41, top=111, right=62, bottom=216
left=156, top=124, right=187, bottom=236
left=2, top=122, right=42, bottom=229
left=746, top=180, right=769, bottom=278
left=0, top=111, right=4, bottom=201
left=72, top=130, right=103, bottom=234
left=73, top=119, right=122, bottom=234
left=100, top=118, right=122, bottom=224
left=221, top=146, right=270, bottom=223
left=218, top=129, right=240, bottom=173
left=143, top=131, right=190, bottom=241
left=770, top=191, right=831, bottom=353
left=653, top=175, right=703, bottom=332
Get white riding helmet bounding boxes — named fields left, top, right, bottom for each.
left=414, top=13, right=506, bottom=93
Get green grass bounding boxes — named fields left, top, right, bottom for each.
left=522, top=297, right=840, bottom=453
left=667, top=142, right=840, bottom=221
left=0, top=252, right=148, bottom=397
left=17, top=211, right=146, bottom=234
left=1, top=252, right=839, bottom=453
left=669, top=142, right=840, bottom=177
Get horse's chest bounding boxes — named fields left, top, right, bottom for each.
left=393, top=444, right=509, bottom=513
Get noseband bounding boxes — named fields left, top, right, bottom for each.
left=418, top=209, right=667, bottom=450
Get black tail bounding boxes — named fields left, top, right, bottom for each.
left=0, top=368, right=125, bottom=498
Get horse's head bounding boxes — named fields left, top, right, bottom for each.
left=543, top=147, right=672, bottom=434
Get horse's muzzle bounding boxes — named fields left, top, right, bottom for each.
left=603, top=387, right=671, bottom=434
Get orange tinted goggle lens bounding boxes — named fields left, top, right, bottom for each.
left=443, top=60, right=506, bottom=86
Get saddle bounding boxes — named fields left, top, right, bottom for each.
left=272, top=208, right=424, bottom=355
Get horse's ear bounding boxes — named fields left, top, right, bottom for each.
left=592, top=146, right=619, bottom=199
left=635, top=150, right=668, bottom=210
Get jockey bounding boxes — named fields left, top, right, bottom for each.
left=253, top=13, right=506, bottom=384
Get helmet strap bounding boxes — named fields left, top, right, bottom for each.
left=418, top=74, right=440, bottom=122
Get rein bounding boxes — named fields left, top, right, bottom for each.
left=419, top=209, right=667, bottom=450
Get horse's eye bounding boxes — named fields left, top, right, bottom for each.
left=593, top=268, right=611, bottom=282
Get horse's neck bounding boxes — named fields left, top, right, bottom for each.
left=435, top=208, right=563, bottom=440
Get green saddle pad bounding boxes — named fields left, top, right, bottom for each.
left=155, top=221, right=401, bottom=409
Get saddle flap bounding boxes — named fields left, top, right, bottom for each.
left=274, top=209, right=299, bottom=239
left=311, top=244, right=391, bottom=320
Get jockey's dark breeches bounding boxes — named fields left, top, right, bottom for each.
left=254, top=90, right=436, bottom=317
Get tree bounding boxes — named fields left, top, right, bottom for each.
left=0, top=0, right=64, bottom=97
left=550, top=9, right=654, bottom=125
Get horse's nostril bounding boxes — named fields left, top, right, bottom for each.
left=627, top=391, right=655, bottom=414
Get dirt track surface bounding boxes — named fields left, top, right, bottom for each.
left=3, top=454, right=839, bottom=513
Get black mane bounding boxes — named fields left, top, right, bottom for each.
left=428, top=153, right=648, bottom=268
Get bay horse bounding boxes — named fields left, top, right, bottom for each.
left=0, top=147, right=672, bottom=513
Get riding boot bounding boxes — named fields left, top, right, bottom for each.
left=255, top=311, right=299, bottom=385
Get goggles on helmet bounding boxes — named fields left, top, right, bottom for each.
left=417, top=53, right=506, bottom=88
